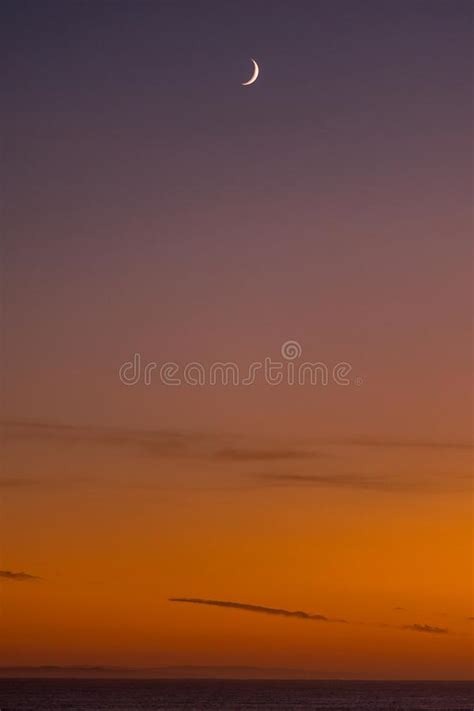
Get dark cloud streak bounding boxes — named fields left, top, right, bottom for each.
left=0, top=570, right=40, bottom=581
left=325, top=437, right=473, bottom=451
left=170, top=598, right=451, bottom=636
left=252, top=472, right=468, bottom=493
left=401, top=624, right=449, bottom=635
left=169, top=597, right=344, bottom=622
left=215, top=449, right=324, bottom=462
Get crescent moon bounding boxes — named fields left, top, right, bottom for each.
left=241, top=58, right=259, bottom=86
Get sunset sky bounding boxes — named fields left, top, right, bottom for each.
left=1, top=1, right=472, bottom=680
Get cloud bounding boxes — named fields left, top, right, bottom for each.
left=2, top=420, right=203, bottom=459
left=2, top=421, right=327, bottom=470
left=401, top=624, right=449, bottom=635
left=169, top=598, right=452, bottom=637
left=5, top=420, right=471, bottom=472
left=255, top=472, right=396, bottom=491
left=5, top=420, right=469, bottom=495
left=327, top=437, right=473, bottom=451
left=0, top=477, right=38, bottom=488
left=169, top=598, right=346, bottom=622
left=0, top=570, right=40, bottom=581
left=215, top=449, right=323, bottom=462
left=251, top=471, right=470, bottom=493
left=6, top=421, right=471, bottom=455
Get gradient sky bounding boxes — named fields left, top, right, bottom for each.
left=1, top=1, right=473, bottom=679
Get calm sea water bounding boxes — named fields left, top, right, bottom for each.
left=0, top=679, right=472, bottom=710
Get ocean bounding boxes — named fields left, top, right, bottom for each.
left=0, top=679, right=472, bottom=710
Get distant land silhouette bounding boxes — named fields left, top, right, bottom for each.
left=0, top=665, right=363, bottom=680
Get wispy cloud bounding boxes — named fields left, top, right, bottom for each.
left=4, top=420, right=471, bottom=466
left=6, top=420, right=472, bottom=452
left=169, top=598, right=451, bottom=636
left=169, top=597, right=346, bottom=622
left=215, top=449, right=323, bottom=462
left=4, top=420, right=470, bottom=496
left=326, top=437, right=473, bottom=451
left=0, top=477, right=39, bottom=488
left=1, top=421, right=327, bottom=470
left=251, top=472, right=468, bottom=493
left=401, top=624, right=449, bottom=635
left=0, top=570, right=40, bottom=581
left=254, top=472, right=394, bottom=491
left=2, top=420, right=202, bottom=459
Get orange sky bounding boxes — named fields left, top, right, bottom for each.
left=2, top=0, right=472, bottom=682
left=1, top=422, right=472, bottom=679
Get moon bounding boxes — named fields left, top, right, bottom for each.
left=242, top=58, right=259, bottom=86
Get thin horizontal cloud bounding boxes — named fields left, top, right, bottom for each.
left=252, top=472, right=467, bottom=493
left=215, top=449, right=323, bottom=462
left=2, top=420, right=203, bottom=459
left=0, top=570, right=40, bottom=581
left=401, top=624, right=449, bottom=635
left=0, top=475, right=94, bottom=490
left=170, top=598, right=451, bottom=636
left=0, top=477, right=39, bottom=488
left=255, top=472, right=396, bottom=491
left=169, top=597, right=346, bottom=622
left=326, top=437, right=473, bottom=451
left=5, top=421, right=472, bottom=454
left=5, top=421, right=470, bottom=496
left=5, top=421, right=471, bottom=470
left=2, top=420, right=327, bottom=465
